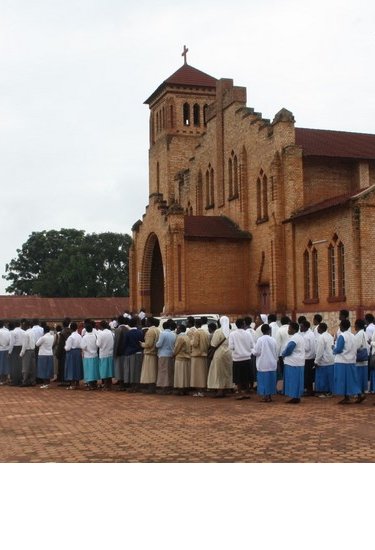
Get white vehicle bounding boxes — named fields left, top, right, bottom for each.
left=156, top=313, right=219, bottom=328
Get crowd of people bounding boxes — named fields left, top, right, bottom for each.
left=0, top=309, right=374, bottom=405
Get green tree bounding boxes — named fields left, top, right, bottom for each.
left=3, top=229, right=132, bottom=297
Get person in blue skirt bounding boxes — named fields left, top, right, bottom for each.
left=64, top=322, right=83, bottom=389
left=281, top=322, right=305, bottom=404
left=252, top=324, right=278, bottom=402
left=80, top=321, right=100, bottom=390
left=333, top=318, right=358, bottom=404
left=96, top=320, right=115, bottom=391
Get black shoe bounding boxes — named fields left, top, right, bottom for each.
left=286, top=398, right=300, bottom=404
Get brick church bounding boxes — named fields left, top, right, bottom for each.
left=129, top=49, right=375, bottom=322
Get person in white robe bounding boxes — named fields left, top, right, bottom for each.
left=207, top=316, right=233, bottom=397
left=252, top=324, right=278, bottom=402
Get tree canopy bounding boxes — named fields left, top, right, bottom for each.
left=3, top=229, right=132, bottom=297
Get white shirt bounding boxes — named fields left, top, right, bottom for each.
left=276, top=324, right=290, bottom=357
left=269, top=321, right=279, bottom=340
left=9, top=327, right=25, bottom=353
left=20, top=329, right=36, bottom=356
left=32, top=325, right=44, bottom=342
left=301, top=329, right=316, bottom=360
left=228, top=329, right=254, bottom=361
left=81, top=332, right=98, bottom=359
left=0, top=327, right=11, bottom=351
left=365, top=323, right=375, bottom=343
left=36, top=332, right=55, bottom=356
left=282, top=333, right=305, bottom=367
left=252, top=335, right=278, bottom=372
left=65, top=331, right=82, bottom=351
left=315, top=332, right=334, bottom=366
left=96, top=328, right=114, bottom=358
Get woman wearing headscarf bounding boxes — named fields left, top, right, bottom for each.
left=207, top=315, right=233, bottom=397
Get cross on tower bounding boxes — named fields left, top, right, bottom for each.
left=181, top=45, right=189, bottom=65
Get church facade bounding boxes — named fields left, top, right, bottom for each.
left=129, top=57, right=375, bottom=322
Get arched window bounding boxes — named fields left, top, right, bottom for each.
left=183, top=103, right=190, bottom=126
left=256, top=170, right=269, bottom=223
left=156, top=162, right=160, bottom=194
left=196, top=170, right=203, bottom=215
left=203, top=104, right=209, bottom=126
left=193, top=104, right=200, bottom=126
left=328, top=234, right=346, bottom=301
left=233, top=155, right=239, bottom=197
left=170, top=104, right=174, bottom=128
left=303, top=250, right=310, bottom=301
left=303, top=242, right=319, bottom=303
left=228, top=157, right=233, bottom=197
left=205, top=170, right=210, bottom=208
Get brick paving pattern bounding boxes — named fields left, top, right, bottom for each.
left=1, top=385, right=375, bottom=462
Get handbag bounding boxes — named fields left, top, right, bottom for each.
left=357, top=347, right=369, bottom=362
left=207, top=337, right=226, bottom=367
left=356, top=333, right=369, bottom=362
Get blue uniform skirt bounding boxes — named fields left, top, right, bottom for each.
left=370, top=369, right=375, bottom=392
left=83, top=357, right=100, bottom=382
left=65, top=348, right=83, bottom=381
left=356, top=364, right=368, bottom=393
left=257, top=370, right=277, bottom=396
left=0, top=350, right=10, bottom=376
left=315, top=365, right=334, bottom=392
left=99, top=356, right=114, bottom=379
left=37, top=355, right=54, bottom=379
left=333, top=363, right=359, bottom=396
left=284, top=365, right=304, bottom=398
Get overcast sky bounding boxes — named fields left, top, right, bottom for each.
left=1, top=0, right=374, bottom=294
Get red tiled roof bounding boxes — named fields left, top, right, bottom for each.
left=145, top=64, right=217, bottom=104
left=184, top=216, right=251, bottom=240
left=295, top=127, right=375, bottom=159
left=284, top=193, right=353, bottom=222
left=0, top=296, right=130, bottom=321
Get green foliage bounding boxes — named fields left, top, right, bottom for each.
left=3, top=229, right=132, bottom=297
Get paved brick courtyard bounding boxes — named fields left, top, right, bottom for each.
left=1, top=384, right=375, bottom=462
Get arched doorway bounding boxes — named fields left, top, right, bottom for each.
left=141, top=233, right=165, bottom=316
left=150, top=239, right=164, bottom=315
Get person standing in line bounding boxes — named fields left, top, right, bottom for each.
left=80, top=321, right=100, bottom=390
left=190, top=318, right=210, bottom=397
left=96, top=320, right=115, bottom=391
left=64, top=322, right=83, bottom=390
left=35, top=326, right=55, bottom=389
left=334, top=309, right=351, bottom=342
left=122, top=317, right=143, bottom=392
left=200, top=317, right=209, bottom=332
left=314, top=323, right=334, bottom=398
left=281, top=322, right=306, bottom=404
left=55, top=318, right=71, bottom=386
left=0, top=320, right=11, bottom=385
left=312, top=314, right=323, bottom=340
left=186, top=316, right=197, bottom=342
left=275, top=316, right=291, bottom=389
left=267, top=314, right=279, bottom=340
left=254, top=314, right=268, bottom=341
left=113, top=315, right=129, bottom=391
left=354, top=319, right=369, bottom=403
left=300, top=320, right=316, bottom=396
left=8, top=320, right=25, bottom=386
left=252, top=324, right=278, bottom=402
left=173, top=324, right=191, bottom=395
left=228, top=318, right=254, bottom=400
left=156, top=320, right=176, bottom=394
left=140, top=317, right=160, bottom=393
left=365, top=313, right=375, bottom=343
left=207, top=316, right=233, bottom=398
left=20, top=320, right=36, bottom=387
left=244, top=316, right=257, bottom=391
left=333, top=318, right=358, bottom=404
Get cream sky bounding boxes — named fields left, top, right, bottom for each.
left=1, top=0, right=374, bottom=293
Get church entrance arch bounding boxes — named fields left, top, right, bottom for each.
left=141, top=233, right=165, bottom=316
